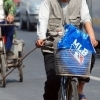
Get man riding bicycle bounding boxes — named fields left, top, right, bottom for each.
left=36, top=0, right=98, bottom=100
left=0, top=0, right=16, bottom=56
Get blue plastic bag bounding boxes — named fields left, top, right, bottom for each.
left=55, top=24, right=95, bottom=76
left=57, top=24, right=96, bottom=53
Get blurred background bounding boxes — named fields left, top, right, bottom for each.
left=14, top=0, right=43, bottom=31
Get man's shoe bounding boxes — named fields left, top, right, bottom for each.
left=6, top=51, right=14, bottom=57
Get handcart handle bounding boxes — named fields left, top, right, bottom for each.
left=0, top=23, right=19, bottom=28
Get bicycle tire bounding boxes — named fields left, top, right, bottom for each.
left=67, top=80, right=78, bottom=100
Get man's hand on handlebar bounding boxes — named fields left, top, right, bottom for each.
left=35, top=39, right=45, bottom=48
left=35, top=36, right=53, bottom=48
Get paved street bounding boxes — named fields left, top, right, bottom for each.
left=0, top=28, right=99, bottom=100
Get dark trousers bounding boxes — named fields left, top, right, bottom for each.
left=42, top=52, right=96, bottom=100
left=43, top=52, right=61, bottom=100
left=0, top=21, right=14, bottom=50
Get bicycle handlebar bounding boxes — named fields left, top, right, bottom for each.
left=38, top=35, right=61, bottom=47
left=43, top=41, right=53, bottom=46
left=41, top=36, right=53, bottom=47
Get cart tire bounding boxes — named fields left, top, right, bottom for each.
left=0, top=54, right=6, bottom=87
left=18, top=64, right=23, bottom=82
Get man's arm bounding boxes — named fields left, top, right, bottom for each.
left=84, top=22, right=98, bottom=46
left=37, top=0, right=50, bottom=40
left=4, top=0, right=16, bottom=16
left=81, top=0, right=98, bottom=46
left=81, top=0, right=91, bottom=24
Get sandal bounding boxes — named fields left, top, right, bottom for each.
left=79, top=94, right=87, bottom=100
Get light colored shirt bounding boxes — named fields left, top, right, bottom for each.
left=37, top=0, right=91, bottom=39
left=0, top=0, right=6, bottom=22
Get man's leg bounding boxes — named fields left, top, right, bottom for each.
left=42, top=52, right=61, bottom=100
left=78, top=82, right=85, bottom=94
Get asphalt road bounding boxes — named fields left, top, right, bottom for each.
left=0, top=28, right=100, bottom=100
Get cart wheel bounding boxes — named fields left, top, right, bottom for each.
left=0, top=54, right=6, bottom=87
left=18, top=63, right=23, bottom=82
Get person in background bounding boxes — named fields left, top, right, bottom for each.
left=36, top=0, right=98, bottom=100
left=0, top=0, right=16, bottom=56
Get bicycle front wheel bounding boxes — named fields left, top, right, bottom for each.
left=67, top=80, right=78, bottom=100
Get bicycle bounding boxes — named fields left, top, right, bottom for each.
left=43, top=38, right=92, bottom=100
left=54, top=48, right=92, bottom=100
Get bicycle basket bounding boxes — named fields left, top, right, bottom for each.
left=54, top=49, right=92, bottom=77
